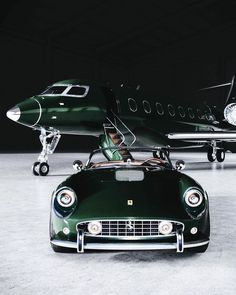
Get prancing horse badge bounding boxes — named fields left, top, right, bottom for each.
left=127, top=200, right=133, bottom=206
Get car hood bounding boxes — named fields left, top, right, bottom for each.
left=65, top=169, right=191, bottom=221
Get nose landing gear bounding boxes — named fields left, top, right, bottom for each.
left=32, top=128, right=61, bottom=176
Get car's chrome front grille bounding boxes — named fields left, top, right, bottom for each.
left=77, top=220, right=184, bottom=237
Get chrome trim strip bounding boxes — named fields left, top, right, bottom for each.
left=168, top=132, right=236, bottom=140
left=178, top=105, right=185, bottom=118
left=168, top=104, right=175, bottom=117
left=111, top=112, right=137, bottom=146
left=187, top=107, right=195, bottom=119
left=50, top=239, right=209, bottom=251
left=31, top=98, right=42, bottom=127
left=85, top=243, right=178, bottom=250
left=143, top=100, right=152, bottom=114
left=105, top=116, right=125, bottom=146
left=128, top=98, right=138, bottom=112
left=156, top=102, right=164, bottom=115
left=84, top=234, right=176, bottom=240
left=183, top=240, right=209, bottom=248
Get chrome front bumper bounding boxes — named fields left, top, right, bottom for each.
left=51, top=230, right=209, bottom=253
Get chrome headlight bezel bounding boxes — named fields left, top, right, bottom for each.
left=53, top=186, right=77, bottom=217
left=87, top=221, right=102, bottom=235
left=56, top=187, right=76, bottom=208
left=184, top=188, right=204, bottom=208
left=158, top=221, right=173, bottom=235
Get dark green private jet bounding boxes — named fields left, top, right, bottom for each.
left=50, top=147, right=210, bottom=254
left=6, top=76, right=236, bottom=175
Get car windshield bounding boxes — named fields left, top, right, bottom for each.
left=86, top=148, right=172, bottom=170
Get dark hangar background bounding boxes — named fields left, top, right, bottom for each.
left=2, top=0, right=236, bottom=151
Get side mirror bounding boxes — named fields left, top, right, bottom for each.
left=73, top=160, right=83, bottom=171
left=175, top=160, right=185, bottom=170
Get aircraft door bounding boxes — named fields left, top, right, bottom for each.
left=101, top=87, right=118, bottom=117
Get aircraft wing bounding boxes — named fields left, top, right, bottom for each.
left=167, top=132, right=236, bottom=142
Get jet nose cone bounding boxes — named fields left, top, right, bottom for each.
left=6, top=106, right=21, bottom=122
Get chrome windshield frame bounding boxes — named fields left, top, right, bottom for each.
left=85, top=147, right=173, bottom=170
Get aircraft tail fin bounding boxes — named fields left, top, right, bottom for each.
left=199, top=75, right=235, bottom=106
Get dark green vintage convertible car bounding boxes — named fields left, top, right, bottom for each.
left=50, top=147, right=210, bottom=253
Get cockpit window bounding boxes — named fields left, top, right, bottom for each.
left=67, top=86, right=87, bottom=96
left=42, top=86, right=67, bottom=95
left=40, top=84, right=89, bottom=97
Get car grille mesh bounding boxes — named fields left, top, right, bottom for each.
left=79, top=220, right=183, bottom=237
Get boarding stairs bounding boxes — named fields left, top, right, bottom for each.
left=101, top=113, right=136, bottom=161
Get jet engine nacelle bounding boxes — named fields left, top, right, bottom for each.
left=224, top=103, right=236, bottom=126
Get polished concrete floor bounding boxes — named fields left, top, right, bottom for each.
left=0, top=152, right=236, bottom=295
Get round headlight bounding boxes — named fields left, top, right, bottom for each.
left=184, top=189, right=203, bottom=207
left=87, top=221, right=102, bottom=235
left=158, top=221, right=173, bottom=235
left=56, top=188, right=76, bottom=208
left=190, top=227, right=198, bottom=234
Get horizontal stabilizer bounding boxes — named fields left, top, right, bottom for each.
left=199, top=82, right=232, bottom=91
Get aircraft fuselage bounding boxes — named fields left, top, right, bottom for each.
left=6, top=78, right=236, bottom=175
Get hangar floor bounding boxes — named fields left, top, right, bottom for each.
left=0, top=152, right=236, bottom=295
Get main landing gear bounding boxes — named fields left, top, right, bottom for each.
left=153, top=148, right=170, bottom=160
left=32, top=128, right=61, bottom=176
left=207, top=143, right=225, bottom=163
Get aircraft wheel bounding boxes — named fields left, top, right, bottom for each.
left=216, top=149, right=225, bottom=162
left=207, top=148, right=216, bottom=162
left=39, top=162, right=49, bottom=176
left=32, top=161, right=40, bottom=176
left=159, top=150, right=166, bottom=160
